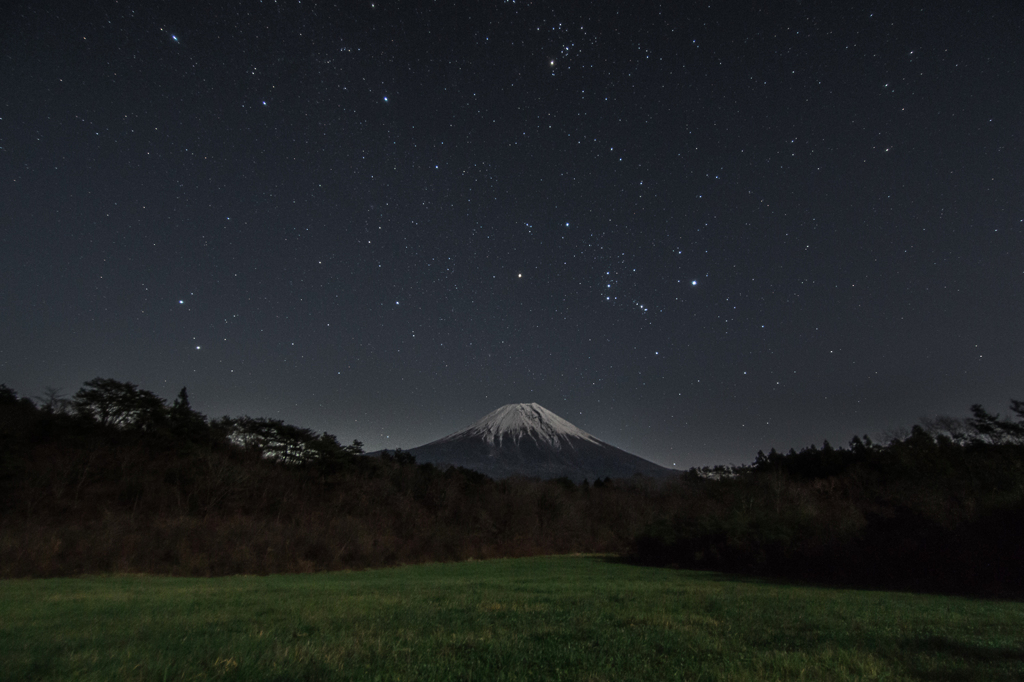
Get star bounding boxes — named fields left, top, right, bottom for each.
left=4, top=0, right=1017, bottom=470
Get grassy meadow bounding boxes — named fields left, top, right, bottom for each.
left=2, top=556, right=1023, bottom=681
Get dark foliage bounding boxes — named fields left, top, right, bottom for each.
left=2, top=378, right=1021, bottom=597
left=0, top=380, right=666, bottom=577
left=631, top=415, right=1024, bottom=596
left=73, top=378, right=168, bottom=431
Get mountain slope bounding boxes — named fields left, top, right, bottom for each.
left=407, top=403, right=673, bottom=481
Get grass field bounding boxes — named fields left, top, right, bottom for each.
left=2, top=556, right=1022, bottom=681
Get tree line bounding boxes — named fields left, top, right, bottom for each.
left=631, top=405, right=1024, bottom=595
left=1, top=378, right=1022, bottom=596
left=0, top=379, right=663, bottom=577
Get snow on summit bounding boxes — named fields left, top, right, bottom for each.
left=440, top=403, right=601, bottom=450
left=407, top=402, right=673, bottom=480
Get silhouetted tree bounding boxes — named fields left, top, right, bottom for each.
left=36, top=387, right=71, bottom=415
left=380, top=448, right=416, bottom=466
left=224, top=416, right=316, bottom=463
left=73, top=378, right=167, bottom=431
left=308, top=434, right=364, bottom=481
left=968, top=404, right=1003, bottom=443
left=168, top=387, right=210, bottom=442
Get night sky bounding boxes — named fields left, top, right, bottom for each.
left=3, top=2, right=1022, bottom=468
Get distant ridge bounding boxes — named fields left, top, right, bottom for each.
left=405, top=403, right=674, bottom=481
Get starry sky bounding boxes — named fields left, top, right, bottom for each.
left=3, top=1, right=1022, bottom=467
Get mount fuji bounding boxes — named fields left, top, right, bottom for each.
left=404, top=403, right=674, bottom=481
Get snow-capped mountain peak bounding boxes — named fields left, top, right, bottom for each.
left=408, top=402, right=673, bottom=481
left=440, top=403, right=601, bottom=451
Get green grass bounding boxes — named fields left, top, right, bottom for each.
left=1, top=556, right=1022, bottom=681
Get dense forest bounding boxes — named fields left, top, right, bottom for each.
left=1, top=378, right=1022, bottom=596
